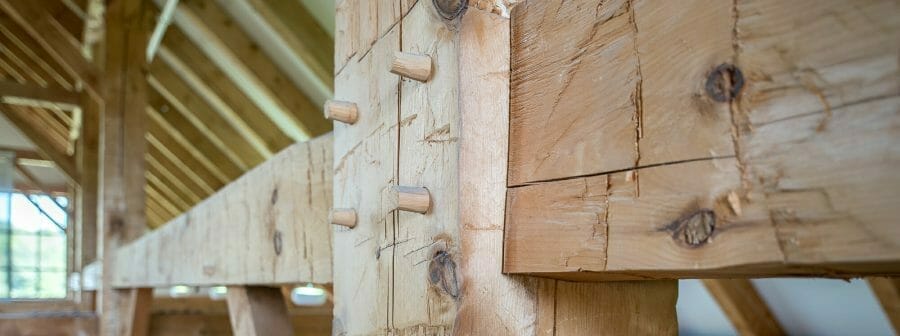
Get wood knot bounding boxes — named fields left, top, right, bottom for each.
left=271, top=187, right=278, bottom=205
left=660, top=209, right=716, bottom=247
left=705, top=63, right=744, bottom=102
left=433, top=0, right=467, bottom=20
left=273, top=231, right=283, bottom=256
left=428, top=251, right=460, bottom=299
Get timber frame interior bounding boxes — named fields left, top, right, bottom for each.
left=0, top=0, right=898, bottom=335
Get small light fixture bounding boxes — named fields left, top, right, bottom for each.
left=209, top=286, right=228, bottom=300
left=169, top=285, right=193, bottom=298
left=290, top=283, right=327, bottom=306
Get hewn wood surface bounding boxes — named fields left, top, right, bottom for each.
left=332, top=2, right=678, bottom=334
left=704, top=279, right=785, bottom=336
left=0, top=314, right=98, bottom=335
left=504, top=0, right=900, bottom=279
left=113, top=135, right=333, bottom=287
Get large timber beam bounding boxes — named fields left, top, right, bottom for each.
left=112, top=135, right=332, bottom=287
left=503, top=0, right=900, bottom=280
left=0, top=0, right=102, bottom=99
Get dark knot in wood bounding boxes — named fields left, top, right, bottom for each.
left=705, top=63, right=744, bottom=102
left=433, top=0, right=468, bottom=20
left=428, top=251, right=460, bottom=299
left=273, top=230, right=283, bottom=256
left=660, top=209, right=716, bottom=247
left=271, top=187, right=279, bottom=205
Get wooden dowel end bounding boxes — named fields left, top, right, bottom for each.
left=330, top=209, right=357, bottom=228
left=390, top=52, right=432, bottom=82
left=395, top=186, right=431, bottom=214
left=324, top=100, right=359, bottom=125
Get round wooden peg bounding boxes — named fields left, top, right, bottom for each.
left=394, top=186, right=431, bottom=214
left=390, top=52, right=433, bottom=82
left=324, top=100, right=358, bottom=125
left=330, top=208, right=357, bottom=228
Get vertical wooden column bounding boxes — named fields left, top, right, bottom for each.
left=75, top=88, right=100, bottom=307
left=100, top=0, right=151, bottom=335
left=332, top=1, right=678, bottom=334
left=226, top=286, right=295, bottom=336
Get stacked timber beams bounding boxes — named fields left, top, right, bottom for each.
left=503, top=0, right=900, bottom=279
left=112, top=135, right=332, bottom=287
left=330, top=1, right=676, bottom=334
left=101, top=0, right=152, bottom=334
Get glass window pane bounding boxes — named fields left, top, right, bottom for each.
left=11, top=233, right=38, bottom=268
left=0, top=270, right=7, bottom=297
left=40, top=235, right=67, bottom=270
left=10, top=271, right=37, bottom=298
left=0, top=232, right=8, bottom=268
left=38, top=271, right=66, bottom=299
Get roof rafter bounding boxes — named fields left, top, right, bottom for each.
left=0, top=104, right=79, bottom=183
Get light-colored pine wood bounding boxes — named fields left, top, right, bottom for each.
left=333, top=2, right=679, bottom=334
left=869, top=278, right=900, bottom=334
left=323, top=100, right=358, bottom=125
left=0, top=314, right=98, bottom=335
left=331, top=10, right=399, bottom=333
left=226, top=286, right=294, bottom=336
left=704, top=279, right=785, bottom=336
left=394, top=185, right=430, bottom=214
left=113, top=135, right=333, bottom=287
left=390, top=51, right=432, bottom=82
left=504, top=0, right=900, bottom=279
left=329, top=208, right=357, bottom=228
left=123, top=288, right=153, bottom=336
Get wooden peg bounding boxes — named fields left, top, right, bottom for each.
left=324, top=100, right=358, bottom=124
left=395, top=186, right=431, bottom=214
left=390, top=52, right=432, bottom=82
left=330, top=209, right=357, bottom=228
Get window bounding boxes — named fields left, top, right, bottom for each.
left=0, top=192, right=68, bottom=299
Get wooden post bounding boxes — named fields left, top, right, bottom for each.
left=332, top=1, right=678, bottom=334
left=869, top=278, right=900, bottom=334
left=226, top=286, right=294, bottom=336
left=100, top=0, right=151, bottom=335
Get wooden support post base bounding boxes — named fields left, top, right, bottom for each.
left=226, top=286, right=294, bottom=336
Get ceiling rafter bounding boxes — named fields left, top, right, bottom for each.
left=703, top=279, right=785, bottom=336
left=147, top=62, right=264, bottom=170
left=161, top=0, right=330, bottom=140
left=0, top=0, right=102, bottom=99
left=0, top=104, right=79, bottom=183
left=145, top=104, right=235, bottom=185
left=157, top=24, right=293, bottom=153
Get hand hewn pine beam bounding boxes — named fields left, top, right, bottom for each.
left=0, top=0, right=102, bottom=99
left=0, top=105, right=79, bottom=183
left=503, top=0, right=900, bottom=280
left=703, top=279, right=785, bottom=336
left=226, top=286, right=294, bottom=336
left=0, top=80, right=80, bottom=107
left=100, top=0, right=150, bottom=334
left=113, top=135, right=332, bottom=287
left=869, top=278, right=900, bottom=334
left=331, top=2, right=677, bottom=334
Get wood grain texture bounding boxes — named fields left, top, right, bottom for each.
left=703, top=279, right=784, bottom=336
left=0, top=314, right=98, bottom=335
left=504, top=0, right=900, bottom=279
left=113, top=135, right=333, bottom=287
left=226, top=286, right=294, bottom=336
left=331, top=9, right=399, bottom=333
left=868, top=277, right=900, bottom=334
